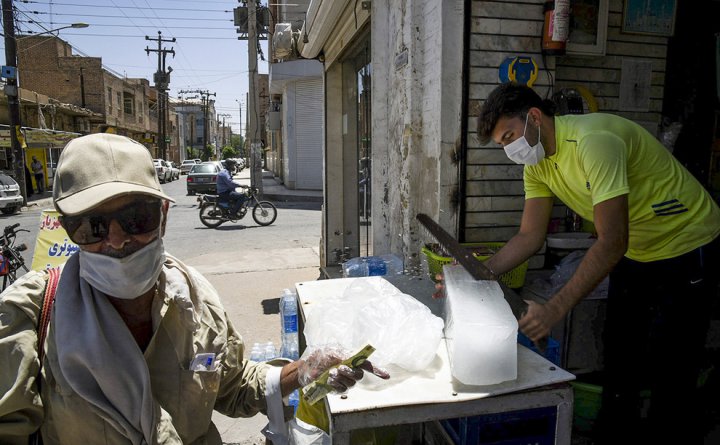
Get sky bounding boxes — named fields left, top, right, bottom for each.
left=2, top=0, right=270, bottom=134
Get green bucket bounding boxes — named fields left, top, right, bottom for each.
left=571, top=381, right=602, bottom=433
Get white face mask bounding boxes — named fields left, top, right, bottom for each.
left=503, top=114, right=545, bottom=165
left=79, top=238, right=166, bottom=300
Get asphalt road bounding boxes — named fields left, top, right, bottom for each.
left=1, top=176, right=323, bottom=444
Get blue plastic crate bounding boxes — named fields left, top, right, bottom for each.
left=441, top=406, right=558, bottom=445
left=517, top=332, right=561, bottom=366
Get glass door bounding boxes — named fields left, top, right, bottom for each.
left=356, top=49, right=372, bottom=256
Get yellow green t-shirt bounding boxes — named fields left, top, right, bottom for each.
left=524, top=113, right=720, bottom=262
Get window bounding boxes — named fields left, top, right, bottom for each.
left=566, top=0, right=609, bottom=56
left=123, top=92, right=134, bottom=115
left=107, top=87, right=112, bottom=105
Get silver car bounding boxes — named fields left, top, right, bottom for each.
left=0, top=173, right=23, bottom=215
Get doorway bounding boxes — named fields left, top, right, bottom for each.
left=356, top=47, right=372, bottom=256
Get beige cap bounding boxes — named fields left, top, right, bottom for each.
left=53, top=133, right=174, bottom=215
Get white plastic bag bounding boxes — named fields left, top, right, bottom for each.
left=303, top=277, right=444, bottom=372
left=550, top=250, right=608, bottom=299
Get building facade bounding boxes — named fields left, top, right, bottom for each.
left=299, top=0, right=709, bottom=274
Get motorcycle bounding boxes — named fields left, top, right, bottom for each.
left=198, top=186, right=278, bottom=228
left=1, top=223, right=30, bottom=292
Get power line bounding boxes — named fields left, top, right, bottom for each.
left=17, top=20, right=230, bottom=30
left=21, top=1, right=233, bottom=12
left=61, top=33, right=238, bottom=40
left=20, top=11, right=232, bottom=21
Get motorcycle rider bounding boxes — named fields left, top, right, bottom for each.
left=216, top=159, right=247, bottom=217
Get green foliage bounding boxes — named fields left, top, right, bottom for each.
left=201, top=144, right=214, bottom=161
left=231, top=134, right=245, bottom=158
left=222, top=146, right=239, bottom=159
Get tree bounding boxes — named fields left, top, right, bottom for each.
left=201, top=144, right=214, bottom=161
left=222, top=146, right=239, bottom=160
left=231, top=134, right=245, bottom=158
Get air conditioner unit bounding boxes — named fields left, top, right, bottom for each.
left=273, top=23, right=294, bottom=59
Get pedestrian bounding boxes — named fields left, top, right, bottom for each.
left=31, top=155, right=44, bottom=194
left=476, top=82, right=720, bottom=444
left=0, top=133, right=388, bottom=444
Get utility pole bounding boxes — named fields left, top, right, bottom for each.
left=145, top=31, right=175, bottom=160
left=179, top=89, right=215, bottom=160
left=2, top=0, right=27, bottom=203
left=218, top=113, right=231, bottom=149
left=236, top=0, right=263, bottom=192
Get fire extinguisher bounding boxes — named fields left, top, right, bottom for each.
left=542, top=0, right=569, bottom=56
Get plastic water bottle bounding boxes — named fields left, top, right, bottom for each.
left=288, top=389, right=300, bottom=413
left=279, top=289, right=300, bottom=360
left=342, top=254, right=404, bottom=277
left=264, top=341, right=278, bottom=360
left=249, top=342, right=264, bottom=361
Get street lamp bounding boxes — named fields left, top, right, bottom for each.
left=17, top=22, right=90, bottom=39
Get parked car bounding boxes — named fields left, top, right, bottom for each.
left=186, top=162, right=220, bottom=195
left=153, top=159, right=171, bottom=183
left=168, top=162, right=181, bottom=181
left=0, top=173, right=24, bottom=215
left=180, top=159, right=197, bottom=175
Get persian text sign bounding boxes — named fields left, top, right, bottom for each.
left=31, top=209, right=79, bottom=271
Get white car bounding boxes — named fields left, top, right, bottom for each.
left=168, top=162, right=181, bottom=180
left=0, top=173, right=24, bottom=215
left=153, top=159, right=171, bottom=183
left=180, top=159, right=197, bottom=175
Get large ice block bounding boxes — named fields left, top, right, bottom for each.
left=443, top=264, right=518, bottom=385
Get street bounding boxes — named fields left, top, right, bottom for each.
left=1, top=175, right=323, bottom=444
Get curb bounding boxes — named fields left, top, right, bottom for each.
left=22, top=197, right=54, bottom=212
left=262, top=192, right=323, bottom=203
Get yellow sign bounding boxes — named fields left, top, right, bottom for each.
left=31, top=209, right=79, bottom=271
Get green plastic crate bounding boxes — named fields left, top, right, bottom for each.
left=421, top=242, right=528, bottom=288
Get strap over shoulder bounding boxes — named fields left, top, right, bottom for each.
left=38, top=268, right=61, bottom=365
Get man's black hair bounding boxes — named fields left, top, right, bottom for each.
left=477, top=82, right=556, bottom=144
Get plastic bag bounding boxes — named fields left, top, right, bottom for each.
left=303, top=277, right=444, bottom=372
left=550, top=250, right=608, bottom=300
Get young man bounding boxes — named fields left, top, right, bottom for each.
left=478, top=82, right=720, bottom=443
left=0, top=133, right=387, bottom=444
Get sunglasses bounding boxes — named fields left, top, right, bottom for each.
left=62, top=199, right=163, bottom=245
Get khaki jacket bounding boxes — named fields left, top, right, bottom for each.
left=0, top=256, right=272, bottom=444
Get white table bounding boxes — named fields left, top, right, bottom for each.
left=295, top=277, right=576, bottom=444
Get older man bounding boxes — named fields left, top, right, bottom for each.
left=0, top=133, right=386, bottom=445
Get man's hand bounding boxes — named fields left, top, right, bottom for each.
left=518, top=299, right=564, bottom=343
left=297, top=345, right=389, bottom=394
left=433, top=273, right=445, bottom=299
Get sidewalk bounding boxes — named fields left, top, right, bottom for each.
left=23, top=189, right=54, bottom=211
left=235, top=168, right=322, bottom=203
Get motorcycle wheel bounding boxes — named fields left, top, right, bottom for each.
left=252, top=201, right=277, bottom=226
left=199, top=203, right=224, bottom=228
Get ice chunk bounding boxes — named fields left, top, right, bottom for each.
left=443, top=264, right=518, bottom=385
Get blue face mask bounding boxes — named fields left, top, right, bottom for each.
left=503, top=114, right=545, bottom=165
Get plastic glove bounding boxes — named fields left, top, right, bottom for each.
left=297, top=344, right=389, bottom=394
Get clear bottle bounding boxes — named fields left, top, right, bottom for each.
left=249, top=342, right=263, bottom=361
left=342, top=254, right=404, bottom=277
left=280, top=289, right=300, bottom=360
left=264, top=341, right=277, bottom=361
left=288, top=389, right=300, bottom=413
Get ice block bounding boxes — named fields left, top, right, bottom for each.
left=443, top=264, right=518, bottom=385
